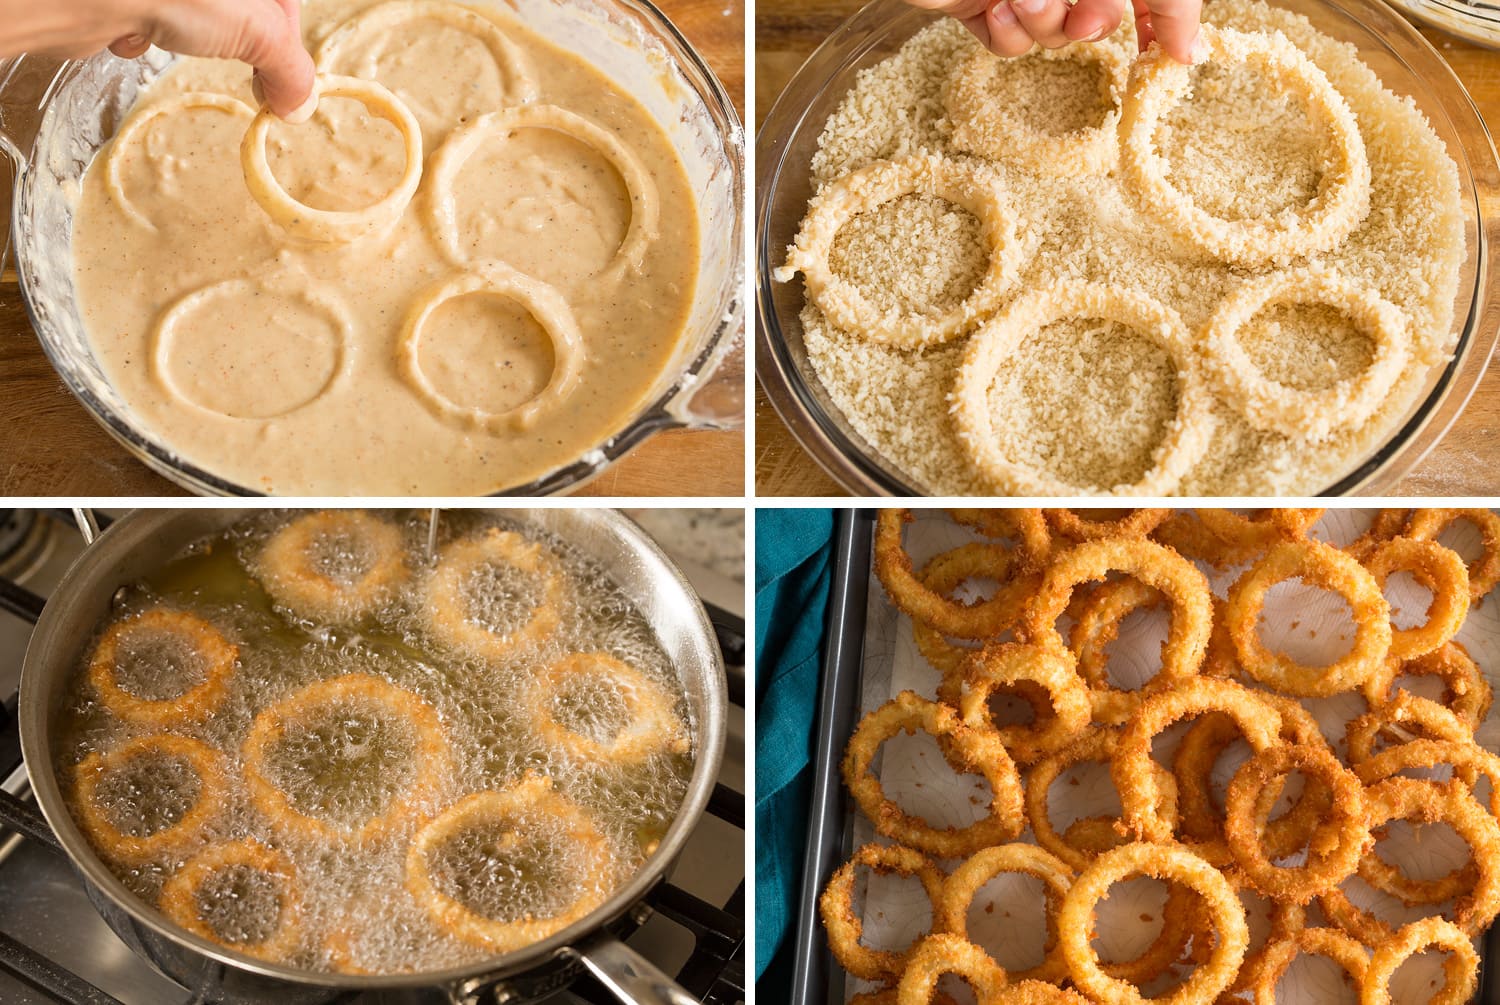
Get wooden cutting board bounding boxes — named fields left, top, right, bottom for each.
left=755, top=1, right=1500, bottom=497
left=0, top=0, right=744, bottom=498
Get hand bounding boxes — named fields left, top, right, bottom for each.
left=912, top=0, right=1202, bottom=63
left=0, top=0, right=316, bottom=120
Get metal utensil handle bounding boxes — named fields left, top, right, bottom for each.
left=568, top=932, right=701, bottom=1005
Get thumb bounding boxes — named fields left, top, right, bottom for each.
left=241, top=1, right=317, bottom=121
left=1134, top=0, right=1203, bottom=62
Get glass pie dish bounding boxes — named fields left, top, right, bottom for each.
left=0, top=0, right=744, bottom=497
left=755, top=0, right=1500, bottom=497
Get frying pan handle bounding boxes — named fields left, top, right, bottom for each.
left=565, top=932, right=701, bottom=1005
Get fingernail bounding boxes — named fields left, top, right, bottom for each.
left=283, top=89, right=319, bottom=125
left=991, top=1, right=1018, bottom=25
left=1189, top=30, right=1209, bottom=63
left=1083, top=23, right=1108, bottom=40
left=1013, top=0, right=1047, bottom=14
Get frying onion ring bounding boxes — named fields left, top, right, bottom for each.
left=240, top=74, right=423, bottom=243
left=821, top=842, right=946, bottom=982
left=1239, top=927, right=1368, bottom=1005
left=945, top=508, right=1052, bottom=570
left=1405, top=507, right=1500, bottom=603
left=1361, top=917, right=1479, bottom=1005
left=87, top=609, right=236, bottom=728
left=398, top=261, right=584, bottom=433
left=160, top=839, right=302, bottom=961
left=842, top=690, right=1024, bottom=857
left=257, top=510, right=408, bottom=622
left=74, top=734, right=226, bottom=864
left=950, top=282, right=1215, bottom=496
left=1119, top=26, right=1369, bottom=267
left=1361, top=642, right=1491, bottom=731
left=242, top=674, right=449, bottom=844
left=1360, top=537, right=1470, bottom=660
left=530, top=652, right=689, bottom=764
left=105, top=92, right=254, bottom=230
left=1045, top=509, right=1171, bottom=542
left=934, top=843, right=1075, bottom=983
left=876, top=510, right=1033, bottom=640
left=774, top=154, right=1024, bottom=347
left=405, top=774, right=611, bottom=952
left=425, top=527, right=565, bottom=660
left=1225, top=538, right=1391, bottom=697
left=957, top=643, right=1091, bottom=764
left=895, top=933, right=1009, bottom=1005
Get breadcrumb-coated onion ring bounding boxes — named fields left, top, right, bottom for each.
left=530, top=652, right=689, bottom=765
left=876, top=510, right=1034, bottom=640
left=105, top=92, right=254, bottom=230
left=774, top=154, right=1024, bottom=347
left=1405, top=507, right=1500, bottom=603
left=958, top=643, right=1091, bottom=763
left=242, top=674, right=449, bottom=844
left=852, top=992, right=960, bottom=1005
left=1059, top=841, right=1248, bottom=1005
left=1345, top=691, right=1474, bottom=770
left=258, top=510, right=408, bottom=622
left=87, top=609, right=236, bottom=728
left=1352, top=737, right=1500, bottom=819
left=1357, top=775, right=1483, bottom=908
left=1064, top=576, right=1166, bottom=725
left=1362, top=642, right=1491, bottom=729
left=896, top=933, right=1009, bottom=1005
left=1239, top=927, right=1368, bottom=1005
left=425, top=527, right=565, bottom=660
left=159, top=839, right=302, bottom=961
left=1360, top=538, right=1470, bottom=660
left=405, top=774, right=611, bottom=952
left=934, top=842, right=1075, bottom=983
left=74, top=734, right=227, bottom=864
left=993, top=982, right=1089, bottom=1004
left=1201, top=270, right=1412, bottom=442
left=842, top=690, right=1024, bottom=857
left=910, top=545, right=1030, bottom=702
left=1361, top=917, right=1479, bottom=1005
left=820, top=842, right=946, bottom=982
left=950, top=282, right=1215, bottom=496
left=1345, top=509, right=1413, bottom=559
left=946, top=509, right=1052, bottom=570
left=1151, top=508, right=1322, bottom=570
left=1119, top=26, right=1369, bottom=268
left=1225, top=538, right=1391, bottom=697
left=1045, top=509, right=1172, bottom=542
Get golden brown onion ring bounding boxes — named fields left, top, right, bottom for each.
left=1361, top=917, right=1479, bottom=1005
left=820, top=842, right=945, bottom=982
left=957, top=643, right=1091, bottom=764
left=945, top=508, right=1052, bottom=570
left=530, top=652, right=689, bottom=765
left=257, top=510, right=408, bottom=622
left=87, top=609, right=236, bottom=728
left=425, top=527, right=565, bottom=660
left=1357, top=774, right=1482, bottom=908
left=159, top=839, right=302, bottom=961
left=1360, top=537, right=1470, bottom=661
left=74, top=734, right=226, bottom=864
left=875, top=510, right=1034, bottom=640
left=895, top=933, right=1009, bottom=1005
left=934, top=842, right=1075, bottom=984
left=1045, top=509, right=1171, bottom=542
left=1405, top=507, right=1500, bottom=603
left=909, top=543, right=1029, bottom=703
left=1239, top=927, right=1368, bottom=1005
left=1362, top=641, right=1492, bottom=730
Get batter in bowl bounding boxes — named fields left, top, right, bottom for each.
left=71, top=0, right=701, bottom=494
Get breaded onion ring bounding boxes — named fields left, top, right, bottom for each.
left=87, top=609, right=236, bottom=728
left=105, top=92, right=254, bottom=230
left=1119, top=26, right=1369, bottom=267
left=1345, top=691, right=1474, bottom=770
left=910, top=545, right=1029, bottom=702
left=1360, top=537, right=1470, bottom=660
left=257, top=510, right=408, bottom=622
left=1239, top=927, right=1368, bottom=1005
left=876, top=510, right=1034, bottom=640
left=895, top=933, right=1009, bottom=1005
left=1345, top=509, right=1413, bottom=559
left=774, top=154, right=1023, bottom=347
left=405, top=774, right=610, bottom=952
left=1405, top=507, right=1500, bottom=603
left=842, top=691, right=1024, bottom=857
left=159, top=839, right=302, bottom=961
left=957, top=643, right=1091, bottom=764
left=1045, top=509, right=1172, bottom=542
left=1225, top=538, right=1391, bottom=697
left=1357, top=775, right=1483, bottom=908
left=1201, top=270, right=1412, bottom=442
left=1361, top=917, right=1479, bottom=1005
left=820, top=842, right=945, bottom=982
left=74, top=734, right=226, bottom=864
left=1353, top=736, right=1500, bottom=820
left=242, top=674, right=448, bottom=844
left=853, top=991, right=959, bottom=1005
left=945, top=508, right=1052, bottom=570
left=934, top=843, right=1075, bottom=983
left=950, top=282, right=1214, bottom=496
left=1361, top=642, right=1491, bottom=729
left=425, top=527, right=565, bottom=660
left=1064, top=576, right=1166, bottom=725
left=994, top=983, right=1089, bottom=1004
left=530, top=652, right=689, bottom=765
left=1151, top=508, right=1322, bottom=570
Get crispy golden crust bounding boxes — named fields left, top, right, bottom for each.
left=74, top=734, right=226, bottom=864
left=895, top=933, right=1009, bottom=1005
left=933, top=843, right=1075, bottom=984
left=1238, top=927, right=1368, bottom=1005
left=1362, top=642, right=1492, bottom=730
left=1360, top=537, right=1470, bottom=660
left=821, top=843, right=946, bottom=982
left=1361, top=917, right=1479, bottom=1005
left=957, top=644, right=1090, bottom=764
left=1406, top=507, right=1500, bottom=603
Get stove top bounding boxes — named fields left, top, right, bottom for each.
left=0, top=510, right=745, bottom=1005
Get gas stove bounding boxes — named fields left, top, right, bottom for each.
left=0, top=510, right=745, bottom=1005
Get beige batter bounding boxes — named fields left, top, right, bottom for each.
left=72, top=0, right=700, bottom=495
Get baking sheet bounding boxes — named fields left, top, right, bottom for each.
left=844, top=509, right=1500, bottom=1002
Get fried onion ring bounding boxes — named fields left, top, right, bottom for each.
left=934, top=842, right=1075, bottom=983
left=1064, top=576, right=1167, bottom=725
left=1362, top=642, right=1491, bottom=730
left=1358, top=775, right=1483, bottom=908
left=87, top=609, right=236, bottom=728
left=1405, top=507, right=1500, bottom=603
left=1045, top=509, right=1172, bottom=542
left=945, top=508, right=1052, bottom=570
left=105, top=92, right=254, bottom=230
left=1353, top=736, right=1500, bottom=820
left=820, top=842, right=945, bottom=982
left=1360, top=538, right=1470, bottom=661
left=876, top=510, right=1033, bottom=640
left=74, top=734, right=226, bottom=864
left=895, top=933, right=1009, bottom=1005
left=957, top=643, right=1091, bottom=764
left=1361, top=917, right=1479, bottom=1005
left=425, top=527, right=565, bottom=660
left=530, top=652, right=689, bottom=765
left=1119, top=26, right=1369, bottom=267
left=950, top=282, right=1214, bottom=496
left=257, top=510, right=408, bottom=622
left=1345, top=691, right=1474, bottom=771
left=910, top=545, right=1029, bottom=703
left=159, top=839, right=302, bottom=961
left=1153, top=509, right=1322, bottom=569
left=1239, top=927, right=1368, bottom=1005
left=774, top=154, right=1023, bottom=347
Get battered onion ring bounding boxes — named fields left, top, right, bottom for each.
left=909, top=545, right=1030, bottom=703
left=1345, top=691, right=1474, bottom=770
left=1357, top=774, right=1482, bottom=908
left=1361, top=642, right=1491, bottom=731
left=105, top=92, right=254, bottom=230
left=1059, top=841, right=1248, bottom=1005
left=398, top=261, right=584, bottom=433
left=242, top=674, right=449, bottom=844
left=1360, top=538, right=1470, bottom=660
left=852, top=992, right=959, bottom=1005
left=820, top=842, right=945, bottom=982
left=1045, top=509, right=1171, bottom=542
left=159, top=839, right=302, bottom=961
left=405, top=774, right=610, bottom=952
left=257, top=510, right=408, bottom=622
left=425, top=104, right=658, bottom=278
left=876, top=510, right=1034, bottom=640
left=1239, top=927, right=1368, bottom=1005
left=1152, top=508, right=1323, bottom=569
left=774, top=154, right=1024, bottom=347
left=957, top=643, right=1091, bottom=764
left=1361, top=917, right=1479, bottom=1005
left=1222, top=743, right=1370, bottom=904
left=87, top=609, right=236, bottom=728
left=1353, top=737, right=1500, bottom=819
left=1119, top=26, right=1369, bottom=267
left=950, top=282, right=1215, bottom=496
left=1225, top=538, right=1392, bottom=697
left=1405, top=507, right=1500, bottom=603
left=943, top=43, right=1129, bottom=175
left=895, top=934, right=1009, bottom=1005
left=74, top=734, right=226, bottom=864
left=530, top=652, right=689, bottom=765
left=425, top=527, right=565, bottom=660
left=945, top=508, right=1052, bottom=570
left=934, top=843, right=1075, bottom=983
left=993, top=983, right=1089, bottom=1004
left=842, top=690, right=1024, bottom=858
left=1345, top=509, right=1413, bottom=560
left=1064, top=576, right=1166, bottom=725
left=240, top=74, right=423, bottom=243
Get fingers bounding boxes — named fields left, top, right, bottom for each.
left=1133, top=0, right=1203, bottom=61
left=237, top=1, right=317, bottom=121
left=985, top=2, right=1036, bottom=56
left=1008, top=0, right=1070, bottom=49
left=109, top=34, right=152, bottom=59
left=1063, top=0, right=1125, bottom=42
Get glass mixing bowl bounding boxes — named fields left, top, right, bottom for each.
left=0, top=0, right=743, bottom=497
left=756, top=0, right=1500, bottom=497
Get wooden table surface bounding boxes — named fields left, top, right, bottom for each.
left=754, top=3, right=1500, bottom=497
left=0, top=0, right=744, bottom=499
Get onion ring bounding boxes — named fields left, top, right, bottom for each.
left=895, top=933, right=1009, bottom=1005
left=1361, top=917, right=1479, bottom=1005
left=242, top=673, right=449, bottom=844
left=1064, top=575, right=1166, bottom=725
left=994, top=983, right=1089, bottom=1004
left=1405, top=507, right=1500, bottom=603
left=1239, top=927, right=1369, bottom=1005
left=949, top=282, right=1215, bottom=496
left=1360, top=538, right=1470, bottom=660
left=1225, top=537, right=1391, bottom=697
left=909, top=545, right=1030, bottom=703
left=1362, top=642, right=1491, bottom=730
left=852, top=992, right=959, bottom=1005
left=1152, top=508, right=1322, bottom=570
left=530, top=652, right=689, bottom=765
left=257, top=510, right=408, bottom=622
left=1345, top=509, right=1413, bottom=559
left=1358, top=775, right=1483, bottom=908
left=774, top=154, right=1024, bottom=348
left=425, top=527, right=565, bottom=660
left=1345, top=691, right=1474, bottom=770
left=1353, top=736, right=1500, bottom=819
left=934, top=843, right=1075, bottom=984
left=87, top=609, right=236, bottom=728
left=105, top=92, right=254, bottom=230
left=957, top=643, right=1091, bottom=764
left=820, top=842, right=946, bottom=982
left=159, top=839, right=302, bottom=961
left=842, top=690, right=1024, bottom=857
left=240, top=74, right=423, bottom=243
left=1119, top=25, right=1369, bottom=267
left=74, top=734, right=226, bottom=864
left=875, top=510, right=1034, bottom=640
left=945, top=508, right=1052, bottom=570
left=1045, top=509, right=1172, bottom=542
